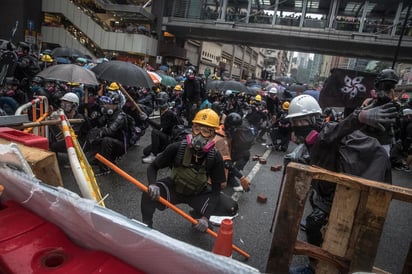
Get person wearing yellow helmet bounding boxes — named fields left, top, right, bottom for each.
left=141, top=108, right=238, bottom=230
left=106, top=82, right=126, bottom=108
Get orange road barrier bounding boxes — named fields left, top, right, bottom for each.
left=95, top=153, right=250, bottom=260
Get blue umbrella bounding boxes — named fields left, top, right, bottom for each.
left=56, top=57, right=71, bottom=64
left=159, top=65, right=168, bottom=72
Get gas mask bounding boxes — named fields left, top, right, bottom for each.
left=101, top=106, right=114, bottom=115
left=186, top=134, right=215, bottom=153
left=61, top=101, right=75, bottom=113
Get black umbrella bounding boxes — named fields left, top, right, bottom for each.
left=36, top=64, right=99, bottom=86
left=218, top=80, right=248, bottom=93
left=91, top=60, right=154, bottom=88
left=51, top=47, right=84, bottom=58
left=206, top=80, right=223, bottom=90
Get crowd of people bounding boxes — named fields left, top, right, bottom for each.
left=1, top=42, right=412, bottom=272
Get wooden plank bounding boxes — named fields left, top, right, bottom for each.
left=316, top=184, right=361, bottom=274
left=288, top=163, right=412, bottom=203
left=266, top=165, right=312, bottom=273
left=348, top=188, right=392, bottom=272
left=294, top=240, right=350, bottom=272
left=0, top=138, right=63, bottom=187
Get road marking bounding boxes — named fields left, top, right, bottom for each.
left=232, top=147, right=272, bottom=201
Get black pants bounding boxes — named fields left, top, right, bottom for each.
left=150, top=128, right=170, bottom=155
left=89, top=136, right=126, bottom=164
left=141, top=177, right=238, bottom=227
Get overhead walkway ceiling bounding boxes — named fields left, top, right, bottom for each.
left=163, top=18, right=411, bottom=63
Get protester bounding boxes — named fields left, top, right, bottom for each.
left=86, top=92, right=129, bottom=176
left=49, top=92, right=87, bottom=153
left=286, top=94, right=398, bottom=274
left=182, top=66, right=201, bottom=127
left=142, top=91, right=181, bottom=163
left=140, top=108, right=238, bottom=230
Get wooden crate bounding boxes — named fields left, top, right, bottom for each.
left=266, top=162, right=412, bottom=274
left=0, top=138, right=63, bottom=187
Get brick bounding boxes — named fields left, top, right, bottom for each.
left=259, top=158, right=267, bottom=164
left=271, top=165, right=282, bottom=172
left=252, top=155, right=260, bottom=161
left=257, top=194, right=267, bottom=203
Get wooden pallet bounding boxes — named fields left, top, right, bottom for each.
left=266, top=162, right=412, bottom=274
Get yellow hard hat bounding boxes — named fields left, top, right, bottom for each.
left=41, top=54, right=54, bottom=63
left=108, top=82, right=119, bottom=90
left=255, top=95, right=262, bottom=102
left=67, top=82, right=80, bottom=86
left=192, top=109, right=220, bottom=129
left=282, top=101, right=290, bottom=110
left=174, top=85, right=182, bottom=91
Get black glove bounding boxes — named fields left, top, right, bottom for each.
left=358, top=103, right=398, bottom=131
left=87, top=128, right=102, bottom=144
left=148, top=184, right=160, bottom=200
left=194, top=217, right=209, bottom=232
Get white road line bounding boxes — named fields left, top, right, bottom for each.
left=246, top=148, right=272, bottom=182
left=232, top=147, right=272, bottom=201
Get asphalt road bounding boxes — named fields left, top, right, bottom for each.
left=58, top=120, right=412, bottom=274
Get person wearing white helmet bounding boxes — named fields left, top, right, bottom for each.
left=49, top=92, right=87, bottom=154
left=287, top=94, right=398, bottom=274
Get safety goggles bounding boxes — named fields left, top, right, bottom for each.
left=192, top=124, right=214, bottom=138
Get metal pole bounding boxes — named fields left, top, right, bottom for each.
left=392, top=4, right=411, bottom=69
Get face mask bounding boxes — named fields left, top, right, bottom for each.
left=61, top=101, right=74, bottom=113
left=292, top=125, right=314, bottom=144
left=187, top=134, right=215, bottom=152
left=101, top=106, right=113, bottom=115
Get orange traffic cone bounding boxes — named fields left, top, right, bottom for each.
left=212, top=219, right=233, bottom=257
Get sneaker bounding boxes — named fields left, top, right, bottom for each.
left=404, top=166, right=411, bottom=173
left=395, top=164, right=407, bottom=171
left=142, top=153, right=156, bottom=164
left=233, top=185, right=244, bottom=192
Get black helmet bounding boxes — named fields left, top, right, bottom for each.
left=224, top=112, right=242, bottom=132
left=5, top=77, right=19, bottom=86
left=374, top=69, right=399, bottom=89
left=185, top=66, right=196, bottom=80
left=31, top=76, right=44, bottom=85
left=18, top=42, right=30, bottom=52
left=156, top=91, right=169, bottom=104
left=211, top=101, right=222, bottom=114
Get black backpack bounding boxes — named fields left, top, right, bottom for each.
left=231, top=125, right=255, bottom=152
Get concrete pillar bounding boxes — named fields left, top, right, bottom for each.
left=359, top=0, right=369, bottom=33
left=391, top=2, right=403, bottom=36
left=299, top=0, right=308, bottom=28
left=328, top=0, right=339, bottom=29
left=271, top=0, right=279, bottom=26
left=220, top=0, right=228, bottom=21
left=246, top=0, right=252, bottom=23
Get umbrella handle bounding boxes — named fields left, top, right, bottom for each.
left=118, top=84, right=145, bottom=115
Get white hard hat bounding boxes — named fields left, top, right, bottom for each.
left=60, top=92, right=80, bottom=105
left=269, top=87, right=278, bottom=94
left=403, top=108, right=412, bottom=116
left=285, top=95, right=322, bottom=119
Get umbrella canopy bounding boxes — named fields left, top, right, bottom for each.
left=159, top=74, right=177, bottom=87
left=246, top=86, right=258, bottom=95
left=51, top=47, right=84, bottom=58
left=91, top=60, right=154, bottom=88
left=206, top=80, right=223, bottom=91
left=218, top=80, right=248, bottom=93
left=159, top=65, right=168, bottom=72
left=36, top=64, right=99, bottom=86
left=146, top=71, right=161, bottom=85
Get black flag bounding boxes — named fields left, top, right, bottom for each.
left=319, top=68, right=377, bottom=108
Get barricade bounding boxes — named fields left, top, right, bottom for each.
left=15, top=96, right=49, bottom=138
left=266, top=162, right=412, bottom=274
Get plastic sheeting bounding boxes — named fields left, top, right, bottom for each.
left=0, top=143, right=260, bottom=274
